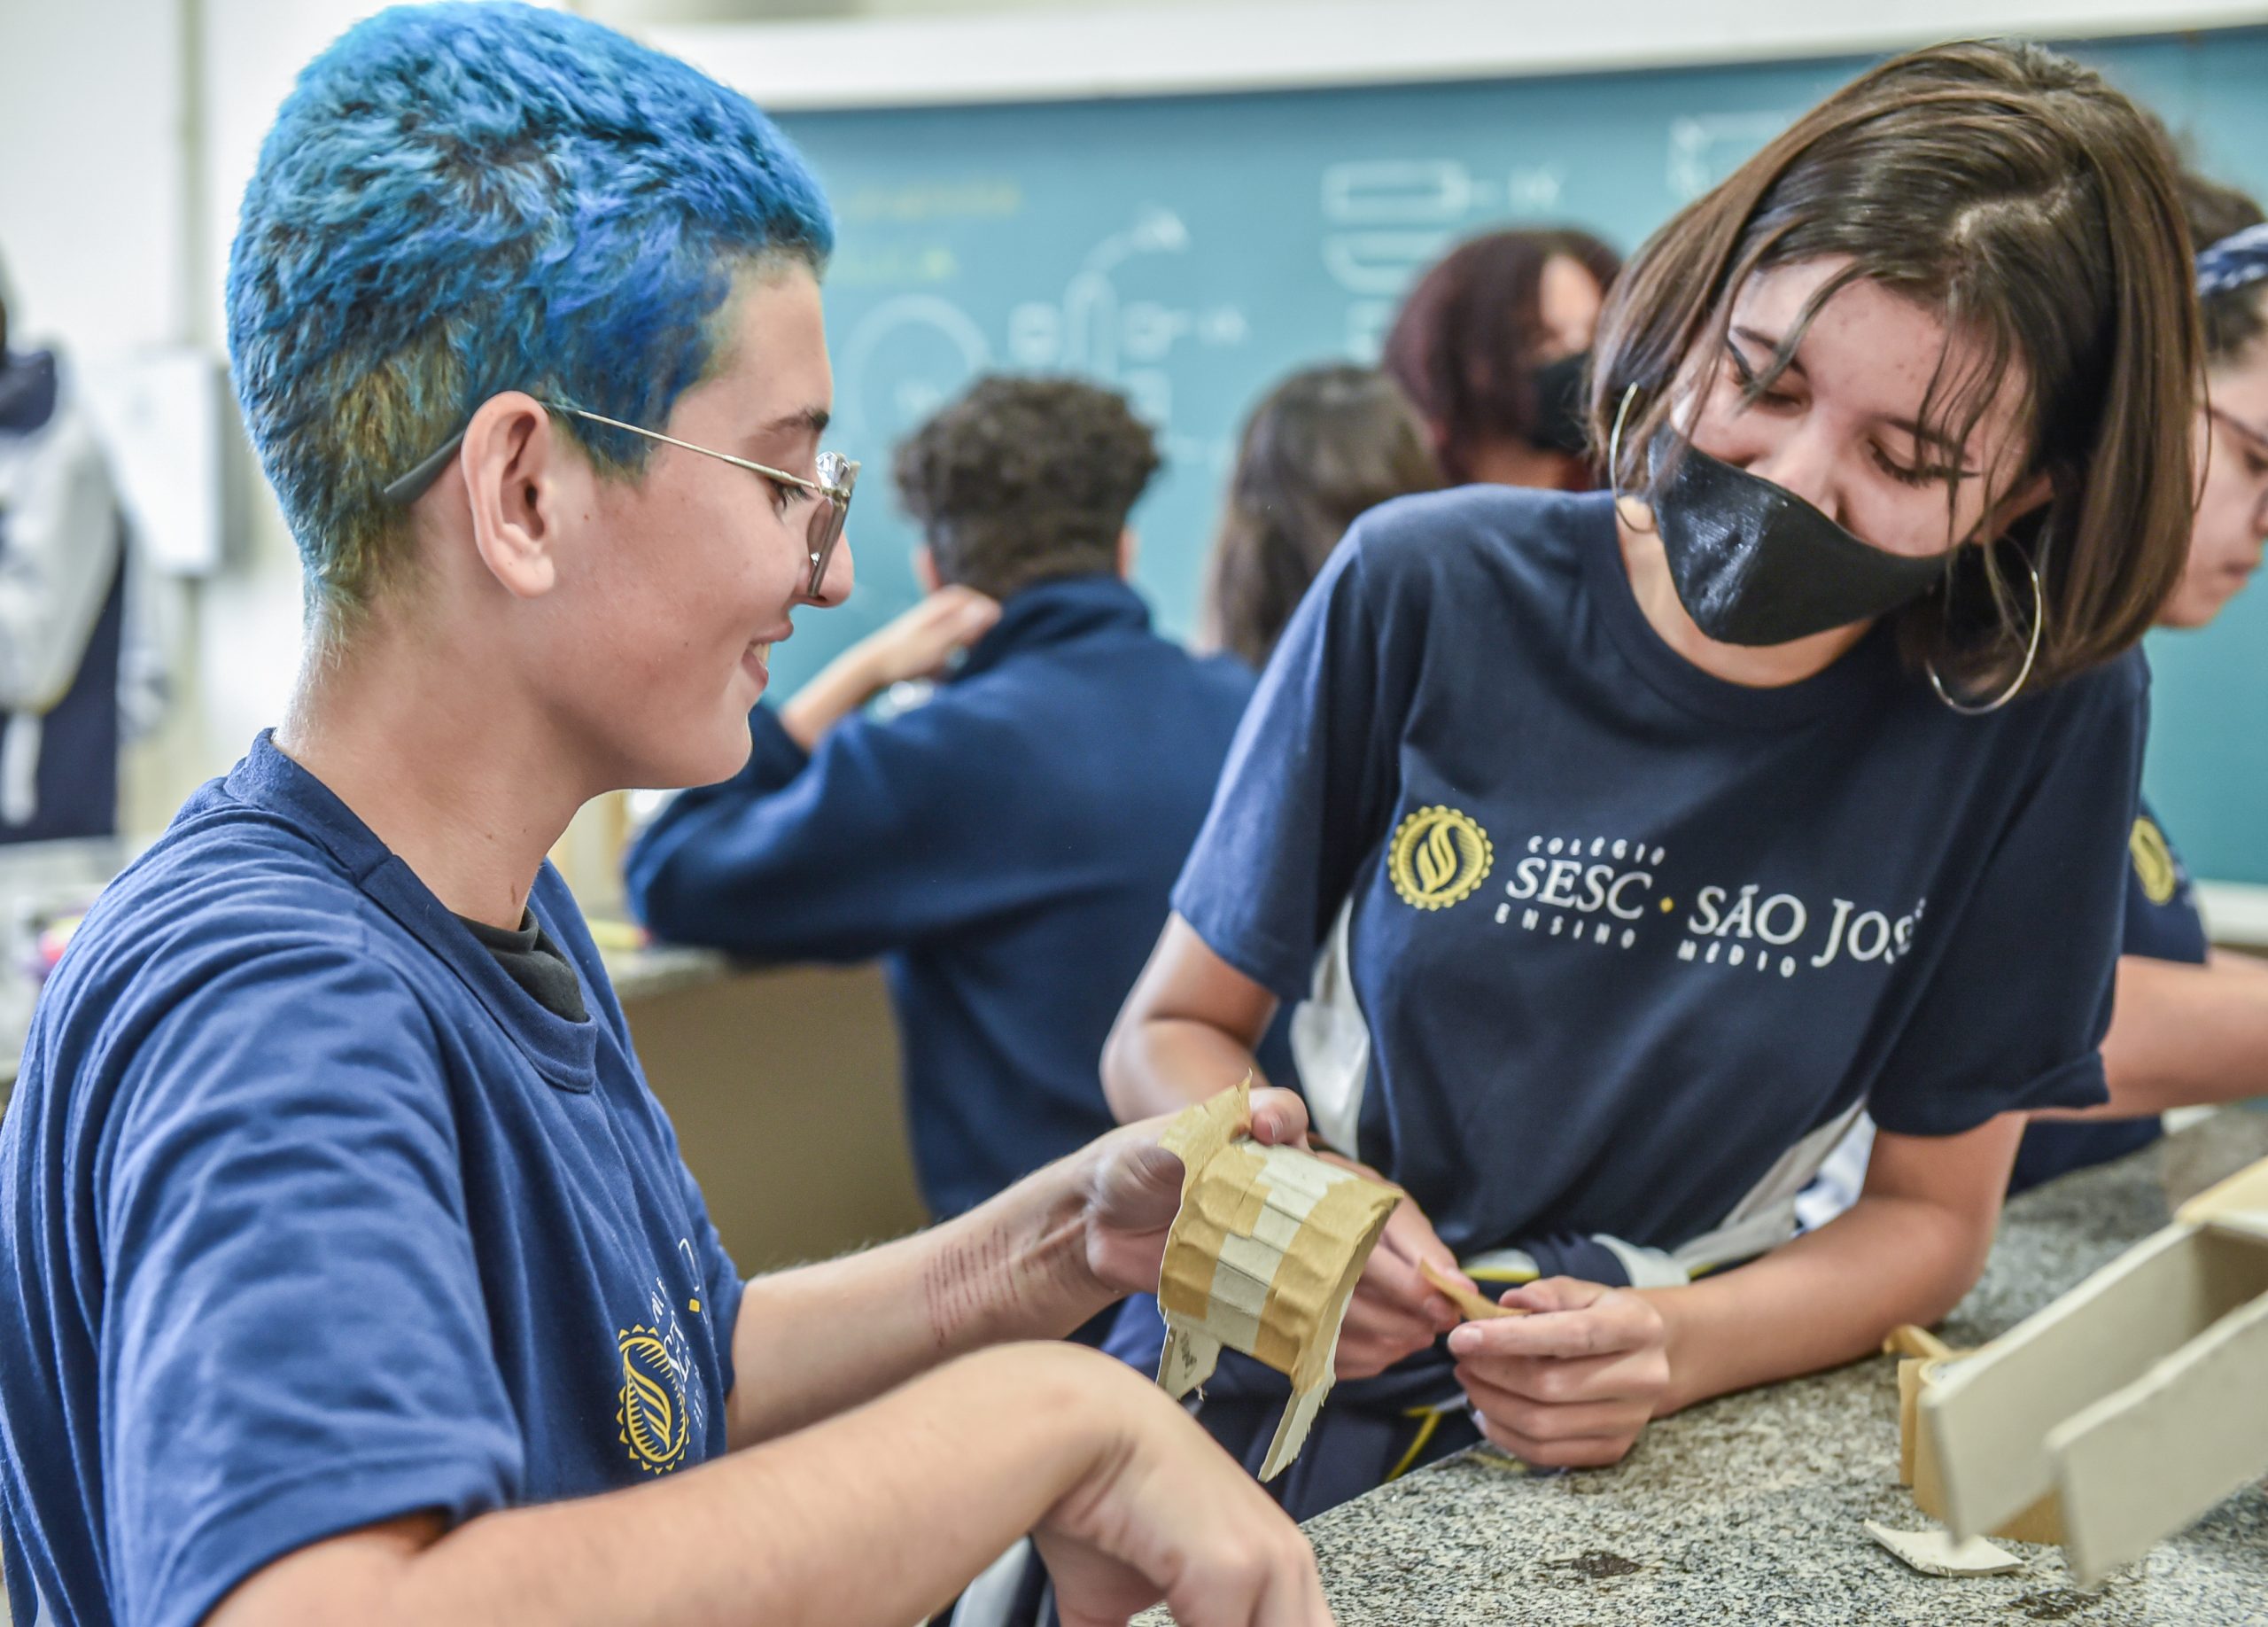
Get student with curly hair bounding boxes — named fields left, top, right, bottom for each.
left=0, top=10, right=1328, bottom=1626
left=629, top=373, right=1293, bottom=1230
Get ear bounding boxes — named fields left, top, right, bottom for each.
left=1977, top=469, right=2055, bottom=544
left=912, top=543, right=941, bottom=596
left=462, top=392, right=574, bottom=600
left=1116, top=527, right=1139, bottom=580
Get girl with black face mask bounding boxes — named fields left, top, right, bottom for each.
left=1383, top=227, right=1621, bottom=493
left=1099, top=39, right=2201, bottom=1521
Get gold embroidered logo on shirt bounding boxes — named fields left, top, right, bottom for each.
left=617, top=1327, right=689, bottom=1474
left=1388, top=806, right=1494, bottom=910
left=2130, top=815, right=2178, bottom=907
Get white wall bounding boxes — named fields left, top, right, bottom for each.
left=0, top=0, right=187, bottom=359
left=0, top=0, right=392, bottom=828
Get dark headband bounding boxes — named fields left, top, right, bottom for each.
left=2198, top=222, right=2268, bottom=300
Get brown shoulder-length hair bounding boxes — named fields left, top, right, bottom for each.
left=1201, top=364, right=1443, bottom=668
left=1588, top=39, right=2202, bottom=696
left=1385, top=227, right=1622, bottom=483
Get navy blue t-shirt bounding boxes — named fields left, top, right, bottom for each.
left=2008, top=801, right=2207, bottom=1193
left=0, top=735, right=743, bottom=1627
left=1176, top=486, right=2140, bottom=1263
left=626, top=574, right=1293, bottom=1219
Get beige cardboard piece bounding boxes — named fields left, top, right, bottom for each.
left=1419, top=1257, right=1526, bottom=1322
left=1899, top=1355, right=2063, bottom=1545
left=1862, top=1522, right=2023, bottom=1577
left=1154, top=1081, right=1403, bottom=1480
left=1922, top=1151, right=2268, bottom=1585
left=1882, top=1323, right=1954, bottom=1361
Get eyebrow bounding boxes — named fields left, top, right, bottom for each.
left=760, top=406, right=831, bottom=437
left=1729, top=324, right=1968, bottom=458
left=2215, top=405, right=2268, bottom=458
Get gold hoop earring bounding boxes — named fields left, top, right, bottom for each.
left=1606, top=385, right=1658, bottom=533
left=1927, top=562, right=2044, bottom=715
left=1606, top=385, right=1639, bottom=497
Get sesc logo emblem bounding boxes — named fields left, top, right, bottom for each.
left=2129, top=815, right=2178, bottom=907
left=1388, top=806, right=1494, bottom=910
left=617, top=1326, right=689, bottom=1474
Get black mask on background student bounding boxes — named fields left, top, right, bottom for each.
left=1528, top=350, right=1592, bottom=455
left=1649, top=429, right=1950, bottom=646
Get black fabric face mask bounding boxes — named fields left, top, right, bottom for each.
left=1648, top=429, right=1951, bottom=647
left=1528, top=349, right=1591, bottom=456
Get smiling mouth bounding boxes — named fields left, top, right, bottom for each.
left=744, top=627, right=792, bottom=675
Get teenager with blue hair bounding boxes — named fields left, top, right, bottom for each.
left=0, top=8, right=1329, bottom=1626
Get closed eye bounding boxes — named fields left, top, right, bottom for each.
left=1725, top=342, right=1800, bottom=410
left=1871, top=444, right=1966, bottom=488
left=761, top=474, right=818, bottom=516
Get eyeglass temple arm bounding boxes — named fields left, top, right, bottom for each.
left=378, top=429, right=469, bottom=506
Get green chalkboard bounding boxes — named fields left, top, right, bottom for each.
left=774, top=28, right=2268, bottom=881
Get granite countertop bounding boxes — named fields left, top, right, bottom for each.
left=1141, top=1112, right=2268, bottom=1627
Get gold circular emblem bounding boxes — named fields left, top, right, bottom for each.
left=2129, top=816, right=2178, bottom=907
left=617, top=1327, right=689, bottom=1474
left=1387, top=806, right=1494, bottom=910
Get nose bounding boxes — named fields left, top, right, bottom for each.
left=1744, top=421, right=1843, bottom=526
left=806, top=532, right=855, bottom=608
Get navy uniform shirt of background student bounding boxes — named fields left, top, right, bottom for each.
left=0, top=734, right=743, bottom=1627
left=2007, top=803, right=2209, bottom=1192
left=625, top=572, right=1295, bottom=1223
left=1106, top=485, right=2142, bottom=1518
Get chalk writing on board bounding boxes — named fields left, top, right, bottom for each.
left=1320, top=157, right=1566, bottom=359
left=837, top=206, right=1247, bottom=449
left=1667, top=112, right=1790, bottom=199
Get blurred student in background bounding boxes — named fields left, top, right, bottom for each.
left=0, top=245, right=128, bottom=844
left=1801, top=165, right=2268, bottom=1217
left=1381, top=227, right=1620, bottom=491
left=1199, top=364, right=1441, bottom=669
left=628, top=375, right=1295, bottom=1240
left=2011, top=170, right=2268, bottom=1188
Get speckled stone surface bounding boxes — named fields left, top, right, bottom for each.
left=1139, top=1112, right=2268, bottom=1626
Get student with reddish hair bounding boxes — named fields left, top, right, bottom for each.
left=1381, top=227, right=1621, bottom=490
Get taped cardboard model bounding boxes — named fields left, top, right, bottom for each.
left=1921, top=1153, right=2268, bottom=1585
left=1882, top=1323, right=2063, bottom=1544
left=1154, top=1081, right=1404, bottom=1480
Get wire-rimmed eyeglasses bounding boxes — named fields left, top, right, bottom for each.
left=379, top=401, right=858, bottom=597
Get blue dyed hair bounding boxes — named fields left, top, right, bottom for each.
left=225, top=1, right=835, bottom=619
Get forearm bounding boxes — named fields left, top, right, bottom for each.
left=1102, top=1015, right=1269, bottom=1124
left=777, top=649, right=882, bottom=751
left=2050, top=954, right=2268, bottom=1117
left=1643, top=1189, right=1991, bottom=1413
left=727, top=1148, right=1114, bottom=1444
left=217, top=1344, right=1121, bottom=1627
